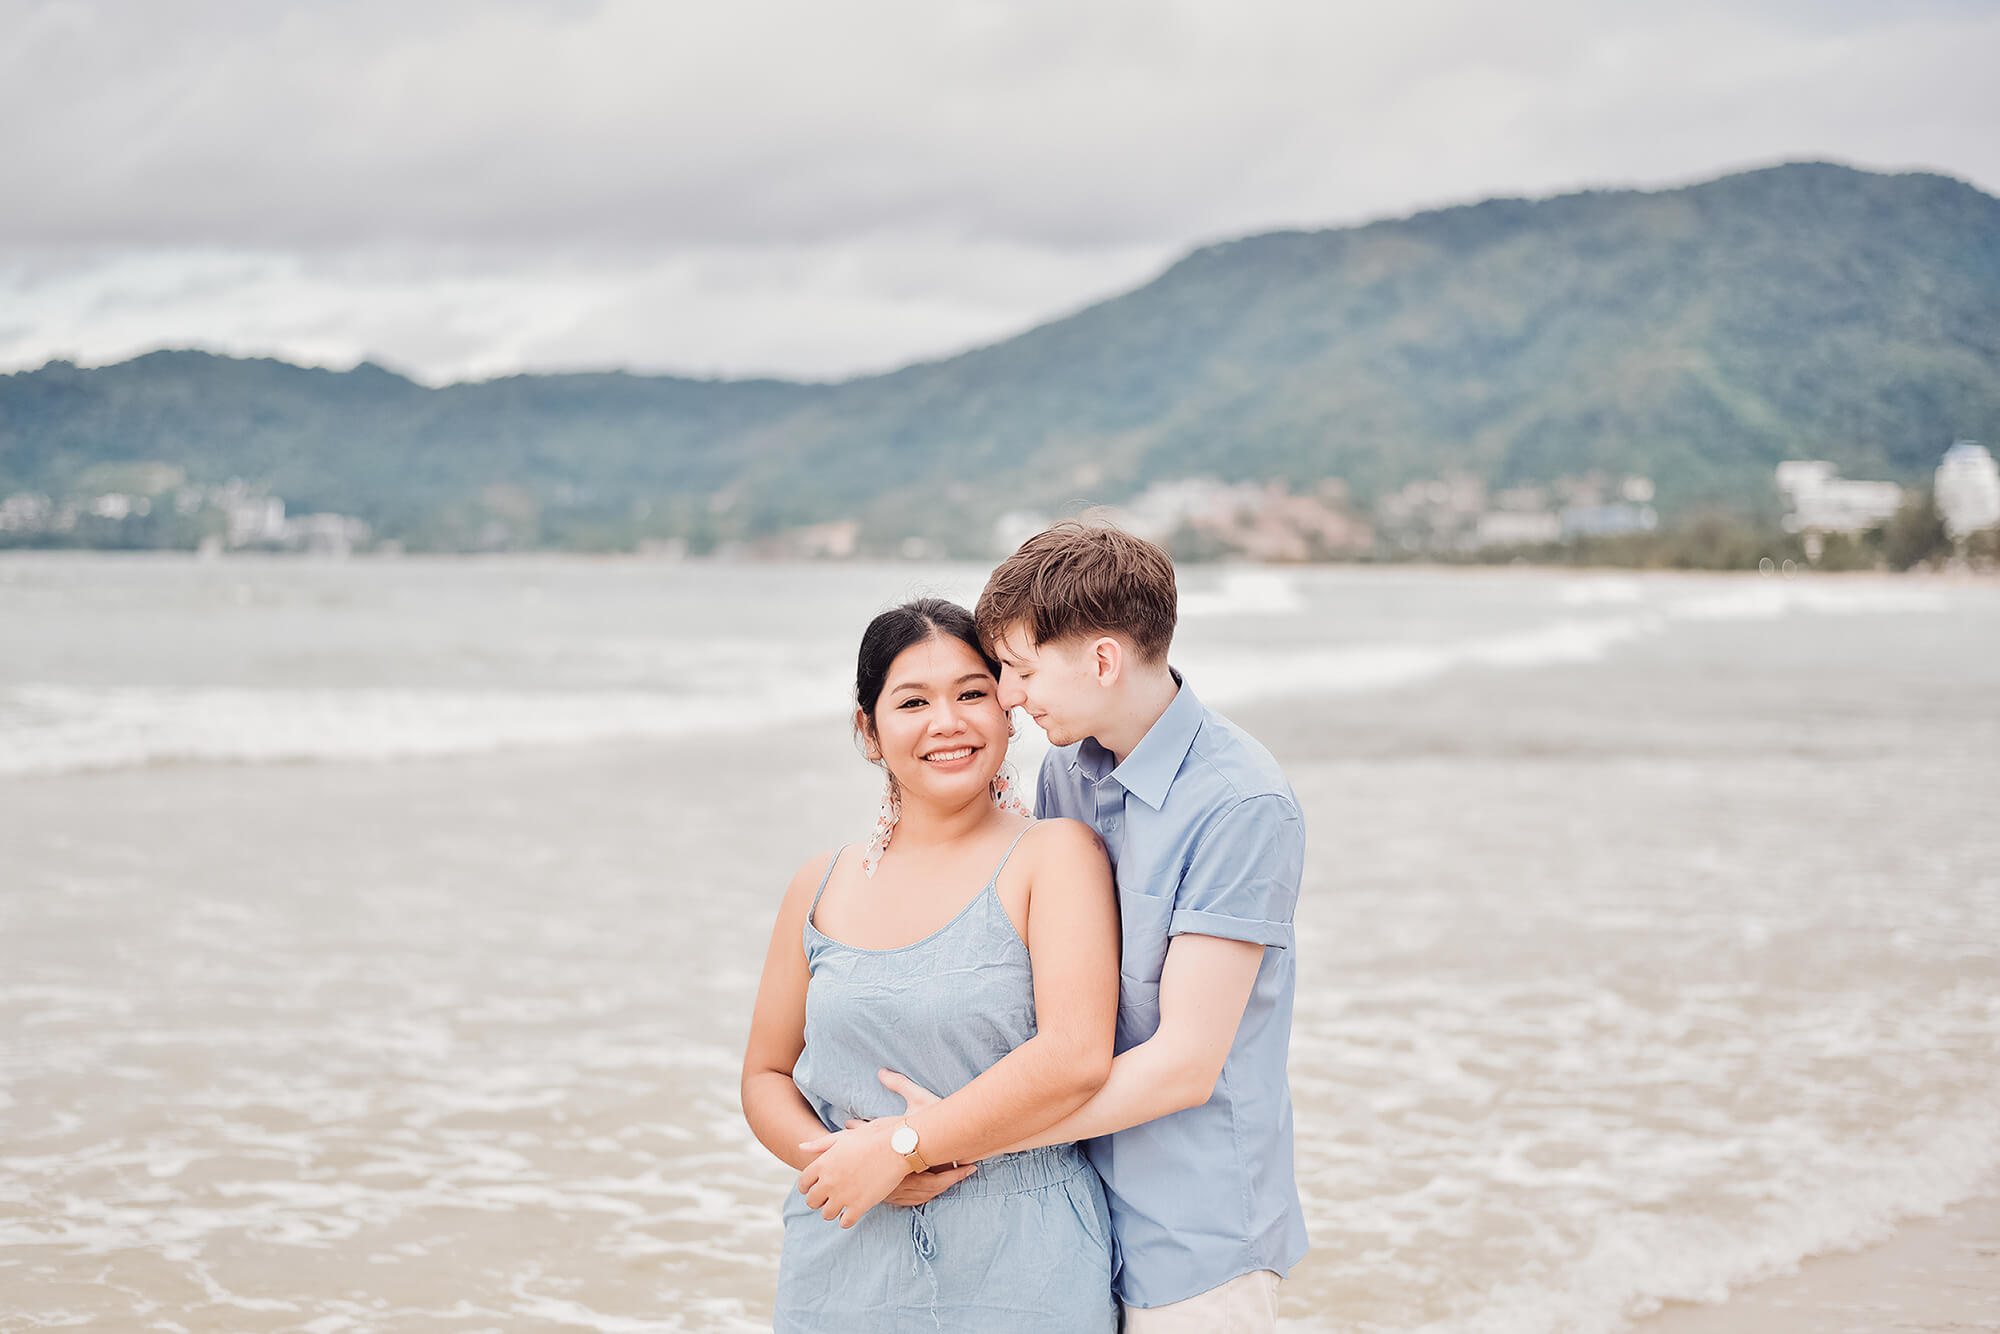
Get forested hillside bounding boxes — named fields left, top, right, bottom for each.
left=4, top=162, right=1995, bottom=552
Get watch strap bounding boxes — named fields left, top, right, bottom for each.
left=895, top=1120, right=930, bottom=1173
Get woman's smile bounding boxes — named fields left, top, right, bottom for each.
left=920, top=744, right=980, bottom=768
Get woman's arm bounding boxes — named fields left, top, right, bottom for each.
left=740, top=852, right=839, bottom=1172
left=796, top=819, right=1118, bottom=1225
left=993, top=932, right=1265, bottom=1150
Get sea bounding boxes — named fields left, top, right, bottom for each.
left=2, top=554, right=1996, bottom=1333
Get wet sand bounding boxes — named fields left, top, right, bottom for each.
left=1638, top=1187, right=2000, bottom=1333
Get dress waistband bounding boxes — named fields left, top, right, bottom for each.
left=939, top=1142, right=1091, bottom=1199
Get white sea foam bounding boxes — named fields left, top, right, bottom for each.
left=0, top=568, right=1968, bottom=784
left=1669, top=581, right=1953, bottom=621
left=6, top=568, right=1964, bottom=778
left=1395, top=1106, right=2000, bottom=1334
left=1191, top=614, right=1663, bottom=706
left=0, top=679, right=848, bottom=778
left=1557, top=576, right=1648, bottom=606
left=1181, top=569, right=1308, bottom=616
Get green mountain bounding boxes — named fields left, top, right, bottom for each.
left=4, top=161, right=1996, bottom=552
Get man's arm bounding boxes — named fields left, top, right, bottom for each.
left=1002, top=791, right=1304, bottom=1148
left=1002, top=931, right=1264, bottom=1147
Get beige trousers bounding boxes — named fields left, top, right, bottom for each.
left=1121, top=1268, right=1281, bottom=1333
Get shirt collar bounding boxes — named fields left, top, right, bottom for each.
left=1071, top=669, right=1201, bottom=811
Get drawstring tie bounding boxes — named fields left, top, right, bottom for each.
left=909, top=1203, right=941, bottom=1329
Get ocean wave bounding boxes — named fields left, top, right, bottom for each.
left=1, top=615, right=1648, bottom=776
left=1412, top=1106, right=2000, bottom=1334
left=1668, top=582, right=1954, bottom=621
left=0, top=681, right=848, bottom=778
left=1181, top=570, right=1308, bottom=616
left=1190, top=614, right=1663, bottom=706
left=1557, top=576, right=1649, bottom=606
left=2, top=575, right=1962, bottom=778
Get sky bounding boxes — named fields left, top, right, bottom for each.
left=4, top=0, right=1997, bottom=385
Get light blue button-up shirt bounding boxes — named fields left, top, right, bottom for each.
left=1036, top=674, right=1309, bottom=1309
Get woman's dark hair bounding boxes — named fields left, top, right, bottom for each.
left=855, top=598, right=1001, bottom=752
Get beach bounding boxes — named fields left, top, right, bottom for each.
left=1639, top=1187, right=2000, bottom=1332
left=3, top=556, right=1997, bottom=1333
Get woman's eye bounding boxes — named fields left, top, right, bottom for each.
left=898, top=697, right=926, bottom=709
left=960, top=690, right=988, bottom=701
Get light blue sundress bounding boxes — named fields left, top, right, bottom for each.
left=775, top=829, right=1117, bottom=1333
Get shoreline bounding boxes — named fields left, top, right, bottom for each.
left=2, top=546, right=1997, bottom=580
left=1634, top=1187, right=2000, bottom=1333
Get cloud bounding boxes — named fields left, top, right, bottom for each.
left=3, top=0, right=1996, bottom=379
left=0, top=237, right=1177, bottom=383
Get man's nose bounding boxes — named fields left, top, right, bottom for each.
left=996, top=668, right=1026, bottom=710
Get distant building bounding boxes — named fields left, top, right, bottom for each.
left=1935, top=441, right=2000, bottom=539
left=1092, top=477, right=1372, bottom=561
left=1561, top=503, right=1658, bottom=538
left=635, top=537, right=688, bottom=560
left=1109, top=478, right=1255, bottom=542
left=88, top=493, right=142, bottom=520
left=768, top=519, right=859, bottom=559
left=1476, top=510, right=1562, bottom=547
left=1224, top=483, right=1373, bottom=561
left=211, top=479, right=289, bottom=547
left=1375, top=473, right=1487, bottom=554
left=1775, top=461, right=1901, bottom=534
left=281, top=513, right=372, bottom=557
left=0, top=493, right=52, bottom=532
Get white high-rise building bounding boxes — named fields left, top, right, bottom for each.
left=1774, top=460, right=1902, bottom=533
left=1935, top=441, right=2000, bottom=540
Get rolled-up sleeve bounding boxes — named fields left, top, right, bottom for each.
left=1169, top=794, right=1304, bottom=949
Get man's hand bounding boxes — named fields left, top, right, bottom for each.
left=831, top=1069, right=944, bottom=1134
left=876, top=1070, right=940, bottom=1113
left=886, top=1162, right=978, bottom=1205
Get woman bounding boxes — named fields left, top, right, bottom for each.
left=741, top=598, right=1120, bottom=1332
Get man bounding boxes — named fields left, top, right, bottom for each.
left=966, top=521, right=1308, bottom=1329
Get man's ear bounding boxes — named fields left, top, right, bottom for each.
left=1090, top=635, right=1123, bottom=687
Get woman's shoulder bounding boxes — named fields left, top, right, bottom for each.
left=780, top=846, right=846, bottom=906
left=1018, top=817, right=1109, bottom=868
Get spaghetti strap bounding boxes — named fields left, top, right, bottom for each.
left=809, top=847, right=846, bottom=914
left=984, top=823, right=1038, bottom=887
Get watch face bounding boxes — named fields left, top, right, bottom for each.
left=890, top=1125, right=918, bottom=1155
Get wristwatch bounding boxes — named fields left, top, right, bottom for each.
left=889, top=1120, right=929, bottom=1173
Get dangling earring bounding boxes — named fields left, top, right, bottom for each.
left=991, top=761, right=1033, bottom=819
left=991, top=709, right=1031, bottom=818
left=862, top=778, right=901, bottom=878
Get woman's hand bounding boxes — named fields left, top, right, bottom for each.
left=795, top=1119, right=910, bottom=1228
left=810, top=1071, right=969, bottom=1209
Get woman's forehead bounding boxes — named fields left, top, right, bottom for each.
left=886, top=634, right=993, bottom=684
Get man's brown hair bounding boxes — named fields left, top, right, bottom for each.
left=976, top=521, right=1178, bottom=663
